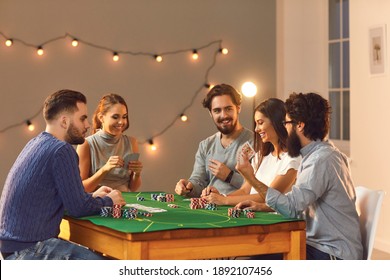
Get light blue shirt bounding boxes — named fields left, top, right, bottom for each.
left=266, top=140, right=363, bottom=259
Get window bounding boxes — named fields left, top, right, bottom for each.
left=328, top=0, right=350, bottom=153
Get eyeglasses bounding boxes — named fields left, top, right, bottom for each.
left=282, top=120, right=296, bottom=126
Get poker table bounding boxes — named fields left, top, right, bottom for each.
left=59, top=192, right=306, bottom=260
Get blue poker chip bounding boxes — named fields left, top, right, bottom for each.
left=100, top=206, right=112, bottom=217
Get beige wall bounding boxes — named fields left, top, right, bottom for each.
left=277, top=0, right=390, bottom=253
left=350, top=0, right=390, bottom=253
left=5, top=0, right=387, bottom=255
left=0, top=1, right=276, bottom=193
left=277, top=0, right=327, bottom=101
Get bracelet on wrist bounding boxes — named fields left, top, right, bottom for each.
left=225, top=170, right=234, bottom=183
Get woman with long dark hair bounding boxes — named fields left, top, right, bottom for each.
left=203, top=98, right=300, bottom=207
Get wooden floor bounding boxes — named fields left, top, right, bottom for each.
left=372, top=249, right=390, bottom=260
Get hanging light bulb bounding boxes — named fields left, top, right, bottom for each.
left=112, top=52, right=119, bottom=62
left=219, top=47, right=229, bottom=55
left=241, top=81, right=257, bottom=97
left=180, top=114, right=188, bottom=122
left=37, top=46, right=44, bottom=56
left=204, top=83, right=214, bottom=90
left=192, top=50, right=199, bottom=60
left=5, top=39, right=13, bottom=47
left=26, top=120, right=35, bottom=131
left=148, top=139, right=157, bottom=151
left=154, top=55, right=163, bottom=62
left=71, top=38, right=79, bottom=47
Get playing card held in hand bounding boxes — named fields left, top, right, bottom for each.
left=240, top=141, right=255, bottom=160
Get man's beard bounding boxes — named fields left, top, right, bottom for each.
left=286, top=129, right=302, bottom=157
left=65, top=122, right=85, bottom=145
left=215, top=117, right=237, bottom=135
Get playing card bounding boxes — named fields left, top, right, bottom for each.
left=240, top=141, right=255, bottom=159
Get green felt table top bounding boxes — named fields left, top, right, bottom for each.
left=75, top=192, right=299, bottom=233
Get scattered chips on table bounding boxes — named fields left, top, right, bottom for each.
left=142, top=212, right=153, bottom=217
left=168, top=204, right=179, bottom=208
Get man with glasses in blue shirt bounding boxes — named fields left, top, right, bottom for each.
left=235, top=92, right=363, bottom=260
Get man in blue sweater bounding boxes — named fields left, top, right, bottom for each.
left=0, top=89, right=125, bottom=260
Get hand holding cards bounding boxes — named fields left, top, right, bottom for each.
left=236, top=141, right=255, bottom=168
left=236, top=142, right=255, bottom=178
left=123, top=153, right=142, bottom=175
left=123, top=153, right=140, bottom=167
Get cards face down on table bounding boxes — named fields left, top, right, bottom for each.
left=240, top=141, right=255, bottom=160
left=125, top=203, right=167, bottom=213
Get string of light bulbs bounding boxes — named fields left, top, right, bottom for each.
left=0, top=31, right=229, bottom=150
left=0, top=106, right=42, bottom=133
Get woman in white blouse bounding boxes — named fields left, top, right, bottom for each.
left=202, top=98, right=301, bottom=208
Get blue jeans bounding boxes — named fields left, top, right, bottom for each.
left=247, top=245, right=342, bottom=260
left=5, top=238, right=107, bottom=260
left=306, top=245, right=342, bottom=260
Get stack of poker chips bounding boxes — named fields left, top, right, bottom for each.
left=100, top=206, right=152, bottom=219
left=112, top=204, right=122, bottom=218
left=243, top=209, right=255, bottom=218
left=151, top=193, right=167, bottom=201
left=190, top=198, right=207, bottom=209
left=204, top=203, right=217, bottom=210
left=189, top=198, right=217, bottom=210
left=100, top=206, right=113, bottom=217
left=122, top=207, right=138, bottom=219
left=166, top=194, right=175, bottom=203
left=150, top=193, right=175, bottom=203
left=228, top=208, right=241, bottom=218
left=227, top=208, right=255, bottom=218
left=246, top=211, right=255, bottom=218
left=137, top=196, right=145, bottom=201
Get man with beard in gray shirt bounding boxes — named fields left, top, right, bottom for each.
left=175, top=84, right=253, bottom=198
